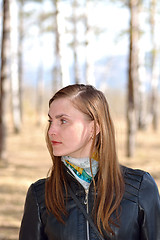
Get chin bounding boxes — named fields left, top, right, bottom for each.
left=53, top=151, right=68, bottom=157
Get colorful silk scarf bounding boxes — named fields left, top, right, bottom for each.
left=61, top=153, right=98, bottom=189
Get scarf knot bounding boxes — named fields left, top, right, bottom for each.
left=61, top=155, right=98, bottom=189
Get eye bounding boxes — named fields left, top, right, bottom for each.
left=48, top=119, right=52, bottom=124
left=60, top=119, right=67, bottom=124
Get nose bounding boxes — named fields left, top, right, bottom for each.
left=48, top=122, right=57, bottom=136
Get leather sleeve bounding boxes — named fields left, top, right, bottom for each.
left=138, top=172, right=160, bottom=240
left=19, top=184, right=47, bottom=240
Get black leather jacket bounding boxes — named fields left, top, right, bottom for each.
left=19, top=166, right=160, bottom=240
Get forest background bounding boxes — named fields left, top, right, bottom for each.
left=0, top=0, right=160, bottom=239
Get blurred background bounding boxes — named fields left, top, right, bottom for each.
left=0, top=0, right=160, bottom=239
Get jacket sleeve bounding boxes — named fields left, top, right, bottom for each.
left=138, top=172, right=160, bottom=240
left=19, top=184, right=47, bottom=240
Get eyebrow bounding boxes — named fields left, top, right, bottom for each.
left=48, top=113, right=70, bottom=119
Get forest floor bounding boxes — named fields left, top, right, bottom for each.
left=0, top=117, right=160, bottom=240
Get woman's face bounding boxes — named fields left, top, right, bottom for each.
left=48, top=98, right=94, bottom=158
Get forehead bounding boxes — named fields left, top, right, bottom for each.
left=48, top=98, right=79, bottom=116
left=50, top=97, right=72, bottom=108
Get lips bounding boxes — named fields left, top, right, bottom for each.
left=51, top=141, right=62, bottom=146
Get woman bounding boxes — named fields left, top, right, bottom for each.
left=19, top=84, right=160, bottom=240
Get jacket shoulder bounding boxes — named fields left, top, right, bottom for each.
left=31, top=178, right=46, bottom=210
left=122, top=166, right=146, bottom=203
left=32, top=178, right=46, bottom=192
left=122, top=166, right=145, bottom=181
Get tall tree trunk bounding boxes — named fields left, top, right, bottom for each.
left=36, top=63, right=44, bottom=126
left=0, top=0, right=10, bottom=162
left=36, top=24, right=44, bottom=126
left=10, top=0, right=21, bottom=133
left=137, top=3, right=147, bottom=129
left=126, top=0, right=139, bottom=157
left=52, top=0, right=70, bottom=91
left=150, top=0, right=159, bottom=131
left=18, top=0, right=24, bottom=122
left=52, top=0, right=62, bottom=91
left=85, top=0, right=95, bottom=86
left=72, top=0, right=80, bottom=84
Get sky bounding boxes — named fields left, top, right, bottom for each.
left=23, top=1, right=130, bottom=69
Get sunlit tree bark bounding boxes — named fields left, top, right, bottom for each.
left=150, top=0, right=159, bottom=131
left=36, top=62, right=44, bottom=126
left=18, top=0, right=24, bottom=122
left=137, top=2, right=147, bottom=130
left=36, top=20, right=44, bottom=126
left=53, top=0, right=70, bottom=89
left=0, top=0, right=10, bottom=162
left=72, top=0, right=80, bottom=84
left=10, top=0, right=21, bottom=133
left=52, top=0, right=62, bottom=91
left=85, top=0, right=96, bottom=86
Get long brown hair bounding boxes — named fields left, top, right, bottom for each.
left=45, top=84, right=124, bottom=235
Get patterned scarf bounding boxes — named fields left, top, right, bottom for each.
left=61, top=153, right=98, bottom=189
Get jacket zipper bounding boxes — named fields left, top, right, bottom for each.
left=84, top=188, right=90, bottom=240
left=67, top=170, right=91, bottom=240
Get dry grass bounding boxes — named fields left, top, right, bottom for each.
left=0, top=117, right=160, bottom=240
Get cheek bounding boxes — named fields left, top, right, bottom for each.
left=68, top=125, right=91, bottom=142
left=64, top=129, right=81, bottom=140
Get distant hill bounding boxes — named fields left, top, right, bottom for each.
left=23, top=54, right=160, bottom=93
left=23, top=54, right=128, bottom=90
left=95, top=54, right=128, bottom=90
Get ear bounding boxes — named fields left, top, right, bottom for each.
left=90, top=120, right=100, bottom=136
left=95, top=121, right=100, bottom=136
